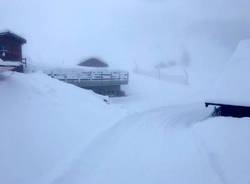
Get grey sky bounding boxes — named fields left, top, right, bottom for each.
left=0, top=0, right=249, bottom=68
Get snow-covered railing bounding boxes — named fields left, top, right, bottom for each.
left=47, top=71, right=128, bottom=81
left=44, top=68, right=129, bottom=87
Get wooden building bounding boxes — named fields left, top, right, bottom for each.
left=0, top=31, right=27, bottom=72
left=78, top=58, right=109, bottom=68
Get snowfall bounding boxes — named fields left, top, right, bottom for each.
left=1, top=42, right=250, bottom=184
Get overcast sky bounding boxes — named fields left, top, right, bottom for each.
left=0, top=0, right=249, bottom=68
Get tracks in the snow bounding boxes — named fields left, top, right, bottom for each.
left=52, top=103, right=220, bottom=184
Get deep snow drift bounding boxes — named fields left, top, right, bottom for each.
left=52, top=72, right=250, bottom=184
left=53, top=106, right=250, bottom=184
left=0, top=72, right=124, bottom=184
left=207, top=39, right=250, bottom=106
left=0, top=71, right=250, bottom=184
left=112, top=72, right=206, bottom=114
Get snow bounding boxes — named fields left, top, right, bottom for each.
left=1, top=1, right=250, bottom=183
left=112, top=73, right=204, bottom=113
left=0, top=72, right=124, bottom=184
left=52, top=104, right=250, bottom=184
left=0, top=66, right=250, bottom=184
left=207, top=39, right=250, bottom=106
left=193, top=117, right=250, bottom=184
left=0, top=59, right=22, bottom=72
left=0, top=59, right=23, bottom=66
left=53, top=104, right=217, bottom=184
left=134, top=66, right=189, bottom=85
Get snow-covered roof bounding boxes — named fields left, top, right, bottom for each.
left=0, top=31, right=26, bottom=44
left=206, top=39, right=250, bottom=107
left=78, top=57, right=108, bottom=68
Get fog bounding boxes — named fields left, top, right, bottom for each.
left=0, top=0, right=249, bottom=69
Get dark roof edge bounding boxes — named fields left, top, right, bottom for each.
left=205, top=102, right=250, bottom=108
left=78, top=57, right=109, bottom=67
left=0, top=30, right=26, bottom=44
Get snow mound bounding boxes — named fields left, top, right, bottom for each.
left=207, top=39, right=250, bottom=106
left=113, top=72, right=205, bottom=114
left=0, top=72, right=123, bottom=184
left=53, top=103, right=250, bottom=184
left=193, top=117, right=250, bottom=184
left=52, top=104, right=217, bottom=184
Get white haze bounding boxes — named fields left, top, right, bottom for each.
left=0, top=0, right=249, bottom=69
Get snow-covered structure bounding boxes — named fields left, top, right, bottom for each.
left=0, top=31, right=27, bottom=72
left=44, top=66, right=129, bottom=96
left=206, top=39, right=250, bottom=117
left=78, top=57, right=108, bottom=68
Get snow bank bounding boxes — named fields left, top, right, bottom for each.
left=207, top=39, right=250, bottom=106
left=112, top=72, right=205, bottom=113
left=0, top=72, right=124, bottom=184
left=1, top=65, right=249, bottom=184
left=52, top=104, right=218, bottom=184
left=53, top=103, right=250, bottom=184
left=193, top=117, right=250, bottom=184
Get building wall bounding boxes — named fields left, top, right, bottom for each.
left=220, top=105, right=250, bottom=118
left=0, top=37, right=22, bottom=61
left=83, top=85, right=123, bottom=96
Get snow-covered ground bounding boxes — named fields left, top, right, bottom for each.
left=53, top=72, right=250, bottom=184
left=53, top=107, right=250, bottom=184
left=0, top=72, right=125, bottom=184
left=0, top=68, right=249, bottom=184
left=112, top=72, right=206, bottom=114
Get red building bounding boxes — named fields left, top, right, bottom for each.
left=0, top=31, right=27, bottom=72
